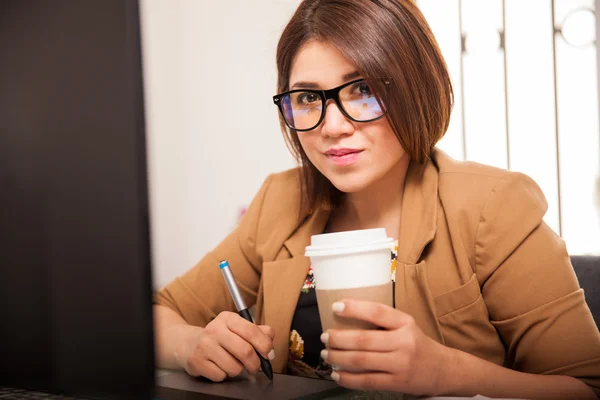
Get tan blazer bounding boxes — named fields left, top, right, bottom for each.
left=155, top=148, right=600, bottom=395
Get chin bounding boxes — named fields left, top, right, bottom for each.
left=326, top=173, right=371, bottom=194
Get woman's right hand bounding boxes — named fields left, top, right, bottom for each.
left=174, top=311, right=275, bottom=382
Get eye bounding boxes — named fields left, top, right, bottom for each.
left=352, top=81, right=373, bottom=96
left=296, top=92, right=320, bottom=105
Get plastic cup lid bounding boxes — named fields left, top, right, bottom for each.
left=305, top=228, right=394, bottom=257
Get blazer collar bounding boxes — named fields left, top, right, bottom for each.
left=283, top=206, right=330, bottom=258
left=397, top=155, right=439, bottom=264
left=282, top=155, right=439, bottom=264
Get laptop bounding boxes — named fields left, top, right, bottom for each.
left=0, top=1, right=346, bottom=399
left=0, top=0, right=153, bottom=398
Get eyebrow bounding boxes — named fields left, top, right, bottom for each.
left=290, top=71, right=362, bottom=90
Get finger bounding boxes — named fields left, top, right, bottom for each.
left=207, top=345, right=245, bottom=378
left=322, top=349, right=391, bottom=372
left=258, top=325, right=275, bottom=341
left=187, top=358, right=227, bottom=382
left=324, top=329, right=397, bottom=351
left=332, top=370, right=396, bottom=391
left=217, top=329, right=261, bottom=374
left=333, top=299, right=412, bottom=330
left=226, top=315, right=274, bottom=358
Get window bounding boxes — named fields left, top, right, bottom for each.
left=418, top=0, right=600, bottom=255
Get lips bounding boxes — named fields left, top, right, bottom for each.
left=324, top=148, right=362, bottom=156
left=324, top=148, right=364, bottom=166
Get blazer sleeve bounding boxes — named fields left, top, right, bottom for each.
left=474, top=172, right=600, bottom=396
left=152, top=174, right=273, bottom=327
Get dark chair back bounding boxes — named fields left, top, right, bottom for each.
left=570, top=255, right=600, bottom=329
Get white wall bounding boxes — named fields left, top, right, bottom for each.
left=140, top=1, right=301, bottom=289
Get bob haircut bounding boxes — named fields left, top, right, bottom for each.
left=276, top=0, right=453, bottom=215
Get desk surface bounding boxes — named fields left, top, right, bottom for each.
left=155, top=369, right=348, bottom=400
left=155, top=370, right=525, bottom=400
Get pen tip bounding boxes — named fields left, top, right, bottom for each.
left=219, top=260, right=229, bottom=269
left=262, top=360, right=274, bottom=380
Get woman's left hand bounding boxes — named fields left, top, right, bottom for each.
left=321, top=299, right=454, bottom=396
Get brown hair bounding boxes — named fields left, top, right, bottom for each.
left=276, top=0, right=453, bottom=215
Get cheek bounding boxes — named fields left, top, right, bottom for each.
left=297, top=133, right=319, bottom=158
left=380, top=134, right=404, bottom=157
left=367, top=123, right=405, bottom=160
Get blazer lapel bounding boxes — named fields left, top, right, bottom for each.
left=261, top=207, right=330, bottom=373
left=397, top=156, right=439, bottom=265
left=395, top=155, right=444, bottom=343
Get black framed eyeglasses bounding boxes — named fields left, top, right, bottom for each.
left=272, top=78, right=389, bottom=132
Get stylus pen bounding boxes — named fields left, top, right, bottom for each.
left=219, top=260, right=274, bottom=380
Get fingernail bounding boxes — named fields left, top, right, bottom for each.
left=332, top=302, right=345, bottom=313
left=331, top=371, right=340, bottom=383
left=320, top=349, right=328, bottom=361
left=320, top=332, right=329, bottom=344
left=268, top=349, right=276, bottom=360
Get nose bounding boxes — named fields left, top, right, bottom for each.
left=320, top=100, right=355, bottom=138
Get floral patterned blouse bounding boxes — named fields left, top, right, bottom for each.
left=286, top=240, right=399, bottom=379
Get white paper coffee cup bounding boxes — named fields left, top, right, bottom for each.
left=305, top=228, right=394, bottom=372
left=305, top=228, right=394, bottom=290
left=305, top=228, right=394, bottom=329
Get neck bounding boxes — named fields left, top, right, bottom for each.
left=337, top=154, right=410, bottom=238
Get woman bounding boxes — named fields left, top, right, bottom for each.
left=153, top=0, right=600, bottom=398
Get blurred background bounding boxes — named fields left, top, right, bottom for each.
left=139, top=0, right=600, bottom=289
